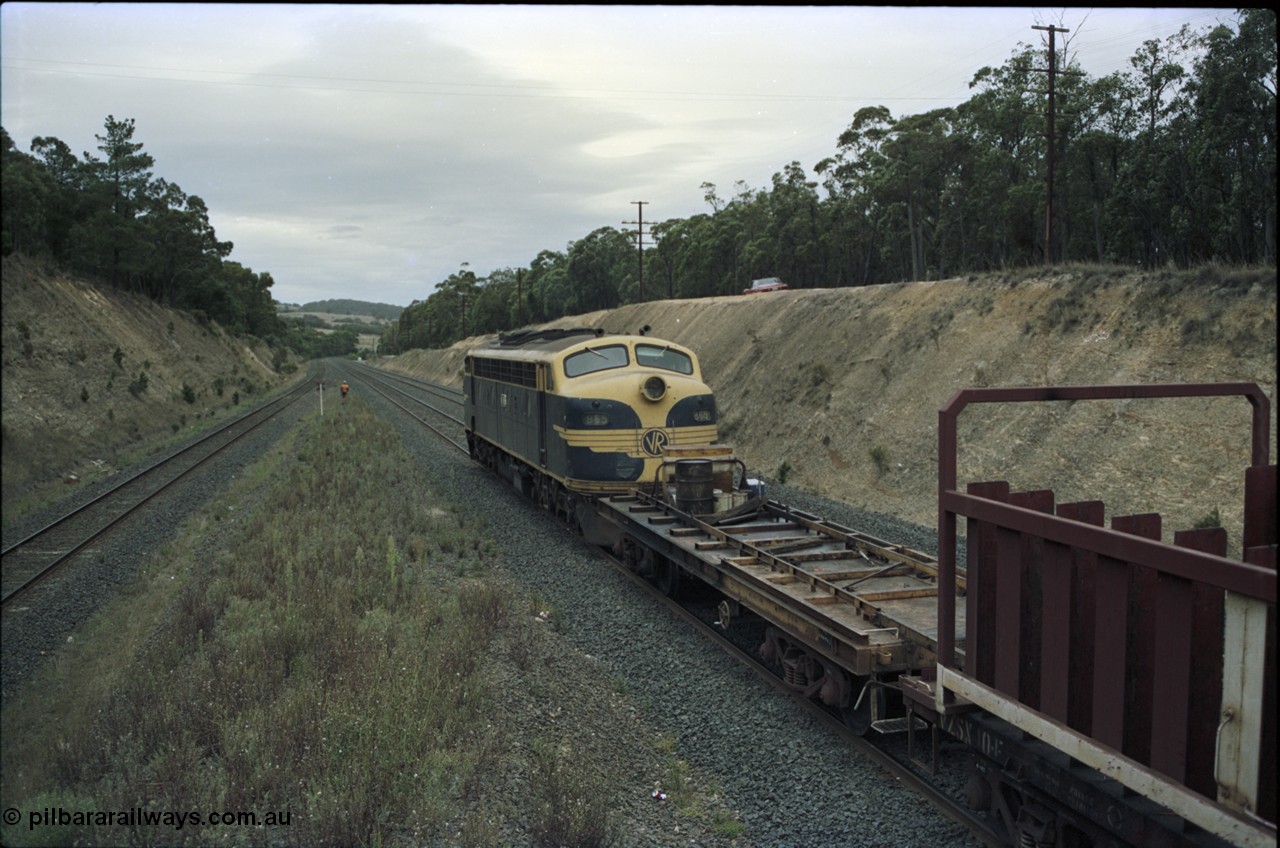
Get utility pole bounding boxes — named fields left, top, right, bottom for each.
left=1033, top=24, right=1066, bottom=264
left=623, top=201, right=651, bottom=300
left=459, top=262, right=471, bottom=340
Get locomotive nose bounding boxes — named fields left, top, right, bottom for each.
left=641, top=375, right=667, bottom=401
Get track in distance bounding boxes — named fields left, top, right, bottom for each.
left=2, top=379, right=314, bottom=608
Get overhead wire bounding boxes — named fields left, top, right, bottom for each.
left=3, top=55, right=971, bottom=104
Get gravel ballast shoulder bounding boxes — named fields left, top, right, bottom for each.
left=361, top=384, right=982, bottom=848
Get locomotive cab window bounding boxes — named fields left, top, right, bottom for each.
left=635, top=344, right=693, bottom=375
left=564, top=345, right=629, bottom=378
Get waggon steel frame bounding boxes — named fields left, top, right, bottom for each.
left=934, top=383, right=1275, bottom=847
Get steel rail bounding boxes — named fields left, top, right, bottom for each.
left=1, top=379, right=314, bottom=607
left=2, top=382, right=307, bottom=559
left=338, top=365, right=468, bottom=454
left=348, top=362, right=465, bottom=409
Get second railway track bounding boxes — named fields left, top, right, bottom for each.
left=2, top=377, right=315, bottom=608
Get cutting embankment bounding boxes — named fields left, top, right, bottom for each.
left=1, top=256, right=296, bottom=518
left=383, top=266, right=1277, bottom=554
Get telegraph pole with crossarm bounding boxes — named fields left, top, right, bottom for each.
left=1032, top=24, right=1081, bottom=265
left=623, top=201, right=651, bottom=300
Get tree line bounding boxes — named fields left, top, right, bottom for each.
left=0, top=116, right=364, bottom=360
left=2, top=13, right=1271, bottom=362
left=382, top=11, right=1274, bottom=354
left=279, top=299, right=403, bottom=321
left=1, top=116, right=285, bottom=338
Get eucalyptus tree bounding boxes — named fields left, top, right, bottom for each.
left=212, top=262, right=280, bottom=337
left=388, top=297, right=442, bottom=352
left=432, top=266, right=480, bottom=343
left=703, top=212, right=746, bottom=296
left=722, top=180, right=770, bottom=291
left=816, top=105, right=897, bottom=286
left=1183, top=10, right=1277, bottom=265
left=1062, top=70, right=1137, bottom=262
left=1106, top=31, right=1197, bottom=266
left=567, top=226, right=633, bottom=312
left=524, top=248, right=570, bottom=324
left=1, top=129, right=48, bottom=256
left=650, top=213, right=718, bottom=299
left=874, top=109, right=963, bottom=280
left=469, top=267, right=518, bottom=335
left=647, top=218, right=686, bottom=299
left=24, top=135, right=87, bottom=258
left=761, top=162, right=823, bottom=287
left=144, top=181, right=233, bottom=306
left=954, top=46, right=1044, bottom=268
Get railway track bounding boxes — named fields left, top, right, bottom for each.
left=359, top=363, right=1000, bottom=846
left=353, top=363, right=465, bottom=410
left=336, top=362, right=467, bottom=451
left=1, top=378, right=314, bottom=608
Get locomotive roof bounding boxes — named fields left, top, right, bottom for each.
left=468, top=328, right=693, bottom=362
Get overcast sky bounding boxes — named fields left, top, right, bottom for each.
left=2, top=5, right=1232, bottom=307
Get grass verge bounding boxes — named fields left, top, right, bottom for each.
left=2, top=397, right=745, bottom=847
left=2, top=400, right=509, bottom=846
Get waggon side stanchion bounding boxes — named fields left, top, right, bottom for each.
left=910, top=383, right=1276, bottom=848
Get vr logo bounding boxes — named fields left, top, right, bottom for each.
left=641, top=428, right=670, bottom=457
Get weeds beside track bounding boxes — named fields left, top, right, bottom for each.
left=0, top=399, right=623, bottom=847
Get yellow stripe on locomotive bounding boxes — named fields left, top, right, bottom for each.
left=553, top=424, right=719, bottom=454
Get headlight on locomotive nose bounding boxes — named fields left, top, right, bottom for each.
left=641, top=376, right=667, bottom=401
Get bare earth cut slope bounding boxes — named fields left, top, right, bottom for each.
left=383, top=267, right=1277, bottom=556
left=1, top=255, right=295, bottom=517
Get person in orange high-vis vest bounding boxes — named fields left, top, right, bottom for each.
left=340, top=380, right=349, bottom=400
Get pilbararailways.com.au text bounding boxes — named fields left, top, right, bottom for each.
left=5, top=805, right=292, bottom=832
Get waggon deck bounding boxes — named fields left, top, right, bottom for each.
left=597, top=492, right=967, bottom=677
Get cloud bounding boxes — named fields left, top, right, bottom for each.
left=3, top=4, right=1232, bottom=306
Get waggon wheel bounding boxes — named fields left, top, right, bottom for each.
left=559, top=490, right=581, bottom=533
left=655, top=558, right=681, bottom=598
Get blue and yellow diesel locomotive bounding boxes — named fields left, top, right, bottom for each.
left=464, top=328, right=725, bottom=524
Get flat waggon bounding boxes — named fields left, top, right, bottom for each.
left=462, top=327, right=1276, bottom=848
